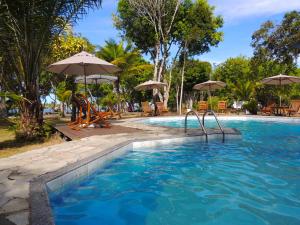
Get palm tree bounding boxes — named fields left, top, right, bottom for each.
left=229, top=80, right=260, bottom=101
left=0, top=0, right=102, bottom=139
left=97, top=39, right=152, bottom=111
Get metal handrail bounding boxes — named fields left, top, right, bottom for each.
left=184, top=110, right=208, bottom=141
left=202, top=110, right=225, bottom=140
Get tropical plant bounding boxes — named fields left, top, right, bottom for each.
left=243, top=98, right=258, bottom=115
left=55, top=82, right=72, bottom=117
left=97, top=39, right=152, bottom=111
left=0, top=0, right=102, bottom=140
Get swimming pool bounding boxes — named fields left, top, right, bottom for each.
left=48, top=118, right=300, bottom=225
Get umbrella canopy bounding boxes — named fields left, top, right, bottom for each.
left=47, top=51, right=120, bottom=93
left=193, top=80, right=226, bottom=91
left=261, top=74, right=300, bottom=85
left=134, top=80, right=167, bottom=91
left=193, top=80, right=226, bottom=110
left=75, top=75, right=118, bottom=84
left=261, top=74, right=300, bottom=106
left=48, top=51, right=120, bottom=75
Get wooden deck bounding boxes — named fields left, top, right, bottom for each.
left=54, top=124, right=142, bottom=140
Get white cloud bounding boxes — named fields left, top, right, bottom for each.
left=210, top=0, right=300, bottom=22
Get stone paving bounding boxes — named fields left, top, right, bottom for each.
left=0, top=119, right=176, bottom=225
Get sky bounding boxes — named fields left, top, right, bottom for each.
left=74, top=0, right=300, bottom=65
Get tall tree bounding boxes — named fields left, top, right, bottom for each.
left=175, top=0, right=223, bottom=114
left=0, top=0, right=101, bottom=139
left=115, top=0, right=223, bottom=111
left=252, top=11, right=300, bottom=65
left=115, top=0, right=181, bottom=87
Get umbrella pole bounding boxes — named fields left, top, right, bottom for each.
left=209, top=87, right=212, bottom=110
left=279, top=79, right=282, bottom=107
left=84, top=65, right=87, bottom=96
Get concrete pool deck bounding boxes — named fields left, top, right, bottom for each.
left=1, top=115, right=282, bottom=225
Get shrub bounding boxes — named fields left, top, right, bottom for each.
left=243, top=99, right=258, bottom=115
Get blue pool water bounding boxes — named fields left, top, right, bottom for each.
left=49, top=118, right=300, bottom=225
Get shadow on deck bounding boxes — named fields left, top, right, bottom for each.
left=54, top=124, right=142, bottom=140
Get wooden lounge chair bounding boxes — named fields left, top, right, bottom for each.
left=69, top=94, right=110, bottom=130
left=261, top=101, right=276, bottom=116
left=198, top=101, right=208, bottom=113
left=141, top=101, right=152, bottom=116
left=217, top=101, right=227, bottom=114
left=107, top=107, right=122, bottom=119
left=156, top=102, right=168, bottom=115
left=285, top=100, right=300, bottom=116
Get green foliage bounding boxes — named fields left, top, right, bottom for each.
left=0, top=0, right=102, bottom=139
left=214, top=56, right=252, bottom=83
left=175, top=0, right=223, bottom=55
left=56, top=82, right=72, bottom=103
left=184, top=60, right=211, bottom=93
left=228, top=80, right=260, bottom=101
left=51, top=33, right=96, bottom=62
left=97, top=39, right=152, bottom=105
left=214, top=56, right=259, bottom=102
left=115, top=0, right=157, bottom=54
left=100, top=92, right=118, bottom=107
left=0, top=91, right=31, bottom=104
left=208, top=96, right=220, bottom=111
left=243, top=99, right=258, bottom=115
left=251, top=10, right=300, bottom=65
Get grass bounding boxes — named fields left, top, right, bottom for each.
left=0, top=112, right=145, bottom=158
left=0, top=117, right=63, bottom=158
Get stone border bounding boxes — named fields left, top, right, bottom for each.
left=30, top=140, right=132, bottom=225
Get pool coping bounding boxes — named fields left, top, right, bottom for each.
left=30, top=140, right=133, bottom=225
left=29, top=131, right=242, bottom=225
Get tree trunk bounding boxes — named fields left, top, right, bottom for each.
left=179, top=51, right=187, bottom=115
left=163, top=47, right=181, bottom=108
left=61, top=102, right=65, bottom=117
left=153, top=42, right=160, bottom=82
left=115, top=77, right=121, bottom=112
left=19, top=90, right=43, bottom=140
left=0, top=86, right=7, bottom=117
left=152, top=41, right=161, bottom=97
left=176, top=84, right=179, bottom=113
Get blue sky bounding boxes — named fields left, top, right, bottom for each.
left=74, top=0, right=300, bottom=65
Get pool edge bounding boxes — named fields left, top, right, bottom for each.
left=29, top=133, right=241, bottom=225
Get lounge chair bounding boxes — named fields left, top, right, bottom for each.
left=156, top=102, right=168, bottom=115
left=141, top=101, right=153, bottom=116
left=217, top=101, right=227, bottom=114
left=261, top=101, right=276, bottom=116
left=198, top=101, right=208, bottom=113
left=285, top=100, right=300, bottom=116
left=69, top=94, right=110, bottom=130
left=107, top=107, right=122, bottom=119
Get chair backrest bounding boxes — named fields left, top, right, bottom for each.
left=290, top=100, right=300, bottom=111
left=156, top=102, right=164, bottom=114
left=198, top=101, right=208, bottom=111
left=141, top=101, right=151, bottom=112
left=265, top=101, right=276, bottom=108
left=218, top=101, right=227, bottom=110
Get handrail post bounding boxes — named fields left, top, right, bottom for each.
left=202, top=110, right=225, bottom=142
left=184, top=110, right=208, bottom=141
